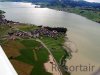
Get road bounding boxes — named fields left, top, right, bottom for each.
left=36, top=39, right=62, bottom=75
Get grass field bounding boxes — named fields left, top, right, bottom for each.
left=15, top=24, right=39, bottom=31
left=41, top=35, right=69, bottom=63
left=0, top=25, right=10, bottom=37
left=68, top=8, right=100, bottom=22
left=2, top=39, right=52, bottom=75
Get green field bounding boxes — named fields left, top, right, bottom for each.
left=67, top=8, right=100, bottom=22
left=2, top=39, right=52, bottom=75
left=0, top=25, right=10, bottom=36
left=41, top=35, right=69, bottom=63
left=16, top=39, right=52, bottom=75
left=15, top=24, right=39, bottom=31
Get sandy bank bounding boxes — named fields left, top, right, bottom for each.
left=44, top=55, right=62, bottom=75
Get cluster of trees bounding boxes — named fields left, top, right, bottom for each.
left=0, top=10, right=5, bottom=15
left=60, top=0, right=100, bottom=8
left=38, top=26, right=67, bottom=33
left=44, top=27, right=67, bottom=33
left=0, top=10, right=5, bottom=19
left=0, top=0, right=59, bottom=4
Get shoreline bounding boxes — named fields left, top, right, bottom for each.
left=60, top=35, right=78, bottom=72
left=47, top=7, right=100, bottom=24
left=64, top=36, right=78, bottom=53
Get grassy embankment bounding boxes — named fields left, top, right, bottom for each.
left=41, top=35, right=69, bottom=63
left=67, top=8, right=100, bottom=23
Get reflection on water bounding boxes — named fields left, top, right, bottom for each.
left=0, top=2, right=100, bottom=75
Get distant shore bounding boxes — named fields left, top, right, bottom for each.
left=46, top=6, right=100, bottom=24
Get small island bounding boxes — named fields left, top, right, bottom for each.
left=0, top=10, right=71, bottom=75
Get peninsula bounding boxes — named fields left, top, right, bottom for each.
left=0, top=10, right=70, bottom=75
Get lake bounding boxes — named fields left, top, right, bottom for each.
left=0, top=2, right=100, bottom=75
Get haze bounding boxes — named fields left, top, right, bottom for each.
left=85, top=0, right=100, bottom=3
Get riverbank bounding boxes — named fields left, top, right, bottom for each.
left=47, top=6, right=100, bottom=24
left=64, top=36, right=78, bottom=53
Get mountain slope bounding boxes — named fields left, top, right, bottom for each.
left=0, top=0, right=99, bottom=8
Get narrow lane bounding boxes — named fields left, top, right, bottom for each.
left=36, top=39, right=62, bottom=75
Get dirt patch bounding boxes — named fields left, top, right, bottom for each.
left=2, top=40, right=24, bottom=58
left=11, top=60, right=33, bottom=75
left=44, top=55, right=62, bottom=75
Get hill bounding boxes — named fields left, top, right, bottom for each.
left=0, top=0, right=100, bottom=8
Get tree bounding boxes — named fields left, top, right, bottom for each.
left=0, top=10, right=5, bottom=19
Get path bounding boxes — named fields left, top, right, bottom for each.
left=36, top=39, right=62, bottom=75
